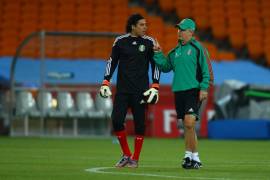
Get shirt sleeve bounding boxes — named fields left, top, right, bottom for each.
left=202, top=48, right=214, bottom=86
left=153, top=51, right=173, bottom=73
left=149, top=48, right=161, bottom=85
left=103, top=39, right=120, bottom=82
left=198, top=46, right=211, bottom=90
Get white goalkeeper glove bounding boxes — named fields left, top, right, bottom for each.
left=141, top=88, right=159, bottom=104
left=99, top=80, right=112, bottom=98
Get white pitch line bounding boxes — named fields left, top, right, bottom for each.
left=85, top=166, right=230, bottom=180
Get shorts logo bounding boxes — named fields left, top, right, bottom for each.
left=188, top=108, right=194, bottom=112
left=132, top=41, right=137, bottom=45
left=139, top=45, right=145, bottom=52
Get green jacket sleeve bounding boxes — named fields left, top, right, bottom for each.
left=153, top=51, right=173, bottom=73
left=198, top=47, right=210, bottom=90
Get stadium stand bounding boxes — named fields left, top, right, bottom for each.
left=0, top=0, right=238, bottom=61
left=143, top=0, right=270, bottom=65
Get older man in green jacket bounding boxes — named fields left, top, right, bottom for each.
left=154, top=18, right=213, bottom=169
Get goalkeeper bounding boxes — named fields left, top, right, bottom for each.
left=99, top=14, right=160, bottom=168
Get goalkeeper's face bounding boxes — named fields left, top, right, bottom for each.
left=132, top=19, right=147, bottom=37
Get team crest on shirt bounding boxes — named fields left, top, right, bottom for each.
left=138, top=45, right=145, bottom=52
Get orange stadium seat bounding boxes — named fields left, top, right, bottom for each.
left=158, top=0, right=174, bottom=12
left=0, top=0, right=268, bottom=63
left=162, top=26, right=178, bottom=53
left=225, top=0, right=242, bottom=9
left=174, top=0, right=192, bottom=19
left=147, top=15, right=165, bottom=42
left=229, top=33, right=245, bottom=50
left=75, top=23, right=93, bottom=32
left=129, top=7, right=147, bottom=17
left=76, top=11, right=93, bottom=23
left=217, top=51, right=236, bottom=61
left=192, top=0, right=208, bottom=22
left=38, top=20, right=57, bottom=31
left=110, top=23, right=126, bottom=33
left=0, top=29, right=19, bottom=56
left=56, top=21, right=76, bottom=31
left=264, top=31, right=270, bottom=65
left=245, top=17, right=262, bottom=27
left=111, top=12, right=129, bottom=23
left=210, top=19, right=227, bottom=40
left=73, top=38, right=93, bottom=59
left=2, top=18, right=20, bottom=30
left=19, top=23, right=38, bottom=40
left=111, top=0, right=128, bottom=7
left=40, top=6, right=57, bottom=21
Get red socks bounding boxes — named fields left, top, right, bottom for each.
left=115, top=130, right=132, bottom=157
left=115, top=131, right=144, bottom=161
left=132, top=135, right=144, bottom=161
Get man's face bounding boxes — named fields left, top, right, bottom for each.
left=132, top=19, right=147, bottom=37
left=178, top=28, right=193, bottom=42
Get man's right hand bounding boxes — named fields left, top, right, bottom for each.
left=153, top=38, right=162, bottom=52
left=100, top=80, right=112, bottom=98
left=99, top=85, right=112, bottom=98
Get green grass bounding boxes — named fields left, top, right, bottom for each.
left=0, top=137, right=270, bottom=180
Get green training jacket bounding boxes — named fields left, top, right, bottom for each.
left=154, top=38, right=210, bottom=92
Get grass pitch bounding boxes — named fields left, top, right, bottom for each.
left=0, top=137, right=269, bottom=180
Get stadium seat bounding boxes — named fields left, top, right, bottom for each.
left=16, top=91, right=36, bottom=116
left=211, top=24, right=227, bottom=40
left=129, top=7, right=147, bottom=17
left=174, top=0, right=192, bottom=19
left=147, top=15, right=165, bottom=43
left=217, top=51, right=236, bottom=61
left=30, top=91, right=55, bottom=117
left=68, top=92, right=95, bottom=118
left=158, top=0, right=174, bottom=12
left=48, top=92, right=75, bottom=118
left=14, top=90, right=37, bottom=136
left=191, top=1, right=209, bottom=30
left=1, top=0, right=268, bottom=63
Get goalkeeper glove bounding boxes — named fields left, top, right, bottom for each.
left=141, top=84, right=159, bottom=104
left=99, top=80, right=112, bottom=98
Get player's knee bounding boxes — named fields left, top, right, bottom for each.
left=112, top=121, right=124, bottom=132
left=184, top=115, right=196, bottom=129
left=134, top=124, right=145, bottom=135
left=184, top=123, right=194, bottom=130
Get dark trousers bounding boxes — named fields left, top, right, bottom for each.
left=111, top=93, right=146, bottom=135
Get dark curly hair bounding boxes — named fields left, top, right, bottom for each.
left=126, top=13, right=145, bottom=33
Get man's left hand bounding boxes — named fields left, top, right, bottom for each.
left=199, top=90, right=208, bottom=101
left=142, top=88, right=159, bottom=104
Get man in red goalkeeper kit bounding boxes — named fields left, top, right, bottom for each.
left=99, top=14, right=160, bottom=168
